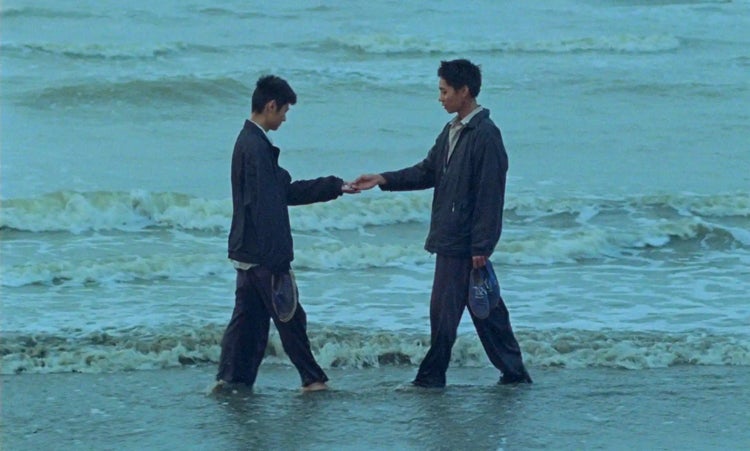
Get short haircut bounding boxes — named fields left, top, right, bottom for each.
left=251, top=75, right=297, bottom=113
left=437, top=59, right=482, bottom=98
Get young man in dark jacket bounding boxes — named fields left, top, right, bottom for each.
left=353, top=59, right=532, bottom=388
left=214, top=75, right=358, bottom=393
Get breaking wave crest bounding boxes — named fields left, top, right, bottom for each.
left=2, top=325, right=747, bottom=375
left=2, top=190, right=748, bottom=287
left=3, top=190, right=748, bottom=234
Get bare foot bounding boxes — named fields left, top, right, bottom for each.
left=301, top=382, right=328, bottom=393
left=207, top=380, right=229, bottom=395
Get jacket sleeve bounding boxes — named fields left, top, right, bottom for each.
left=470, top=126, right=508, bottom=256
left=287, top=176, right=344, bottom=206
left=379, top=130, right=445, bottom=191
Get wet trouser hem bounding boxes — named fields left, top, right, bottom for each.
left=499, top=368, right=533, bottom=384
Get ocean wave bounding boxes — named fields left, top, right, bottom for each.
left=315, top=34, right=680, bottom=56
left=1, top=255, right=230, bottom=288
left=1, top=6, right=103, bottom=19
left=2, top=325, right=747, bottom=375
left=190, top=6, right=300, bottom=19
left=2, top=41, right=227, bottom=61
left=1, top=190, right=230, bottom=233
left=191, top=7, right=269, bottom=18
left=506, top=192, right=750, bottom=219
left=4, top=190, right=748, bottom=234
left=0, top=190, right=432, bottom=234
left=0, top=241, right=434, bottom=288
left=17, top=76, right=247, bottom=109
left=4, top=217, right=746, bottom=288
left=586, top=79, right=748, bottom=98
left=2, top=191, right=748, bottom=285
left=282, top=66, right=428, bottom=94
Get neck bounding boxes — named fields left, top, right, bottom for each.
left=457, top=100, right=478, bottom=120
left=250, top=112, right=270, bottom=132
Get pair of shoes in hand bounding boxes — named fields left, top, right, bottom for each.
left=468, top=260, right=500, bottom=320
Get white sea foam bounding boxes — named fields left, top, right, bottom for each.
left=1, top=254, right=228, bottom=288
left=3, top=190, right=748, bottom=288
left=3, top=190, right=748, bottom=234
left=4, top=223, right=747, bottom=288
left=2, top=325, right=747, bottom=375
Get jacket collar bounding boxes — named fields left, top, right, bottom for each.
left=463, top=108, right=490, bottom=129
left=244, top=119, right=280, bottom=163
left=442, top=108, right=489, bottom=135
left=244, top=119, right=274, bottom=147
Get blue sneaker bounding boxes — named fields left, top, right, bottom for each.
left=272, top=270, right=298, bottom=323
left=468, top=260, right=501, bottom=319
left=469, top=266, right=491, bottom=319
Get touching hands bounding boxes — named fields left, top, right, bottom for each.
left=340, top=173, right=385, bottom=195
left=341, top=182, right=360, bottom=194
left=352, top=174, right=386, bottom=191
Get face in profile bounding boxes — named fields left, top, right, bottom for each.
left=438, top=78, right=468, bottom=114
left=267, top=101, right=290, bottom=131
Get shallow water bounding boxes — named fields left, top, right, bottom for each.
left=3, top=365, right=749, bottom=450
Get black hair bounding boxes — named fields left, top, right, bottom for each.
left=251, top=75, right=297, bottom=113
left=437, top=59, right=482, bottom=98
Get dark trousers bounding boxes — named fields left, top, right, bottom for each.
left=216, top=267, right=328, bottom=388
left=413, top=255, right=529, bottom=387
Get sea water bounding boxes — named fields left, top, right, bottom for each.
left=2, top=0, right=749, bottom=448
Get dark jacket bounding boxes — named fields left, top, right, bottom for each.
left=228, top=120, right=344, bottom=273
left=380, top=109, right=508, bottom=257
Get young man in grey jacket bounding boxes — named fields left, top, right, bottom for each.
left=353, top=59, right=532, bottom=388
left=214, top=75, right=358, bottom=393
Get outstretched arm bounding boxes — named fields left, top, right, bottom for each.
left=288, top=176, right=358, bottom=205
left=353, top=128, right=446, bottom=192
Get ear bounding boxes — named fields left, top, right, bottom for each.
left=265, top=100, right=277, bottom=113
left=459, top=85, right=470, bottom=99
